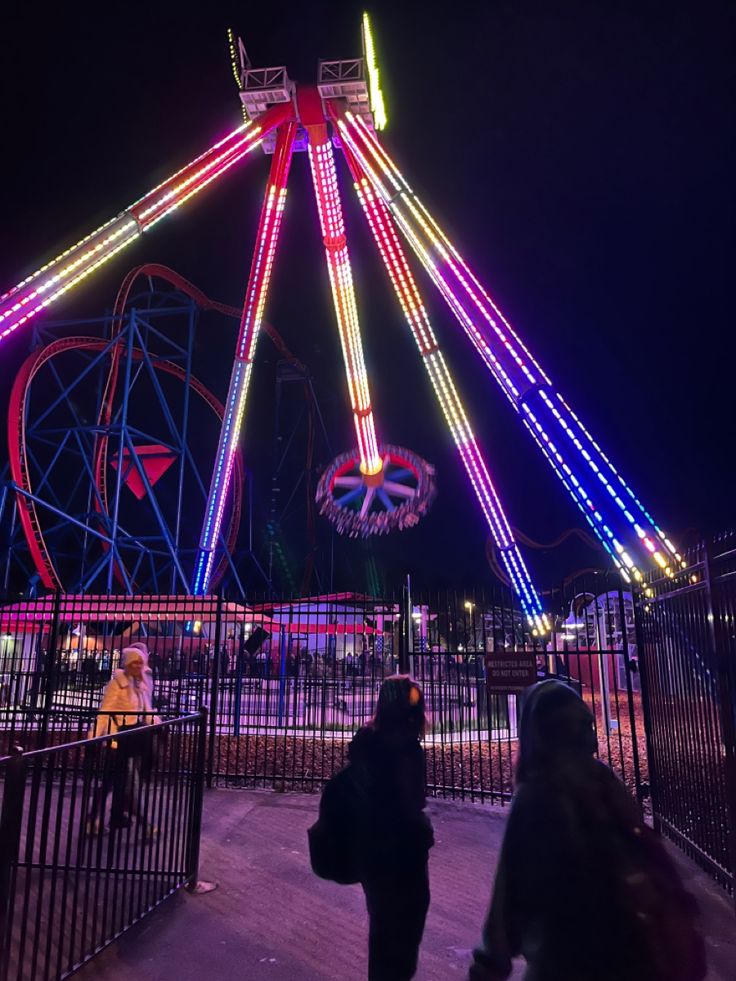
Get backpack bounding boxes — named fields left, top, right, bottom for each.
left=607, top=822, right=707, bottom=981
left=307, top=763, right=371, bottom=885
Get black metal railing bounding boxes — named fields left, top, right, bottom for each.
left=639, top=532, right=736, bottom=898
left=2, top=552, right=734, bottom=903
left=0, top=579, right=644, bottom=801
left=0, top=710, right=206, bottom=981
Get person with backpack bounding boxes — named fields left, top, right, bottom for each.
left=468, top=678, right=706, bottom=981
left=309, top=675, right=434, bottom=980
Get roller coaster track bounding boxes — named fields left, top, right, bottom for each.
left=8, top=336, right=243, bottom=591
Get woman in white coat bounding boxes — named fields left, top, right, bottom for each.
left=87, top=646, right=159, bottom=833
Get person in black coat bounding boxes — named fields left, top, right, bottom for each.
left=348, top=675, right=434, bottom=981
left=468, top=679, right=705, bottom=981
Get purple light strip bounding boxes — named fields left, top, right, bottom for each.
left=193, top=123, right=296, bottom=594
left=351, top=170, right=545, bottom=626
left=335, top=108, right=679, bottom=581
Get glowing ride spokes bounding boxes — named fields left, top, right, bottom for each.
left=332, top=104, right=680, bottom=583
left=343, top=149, right=545, bottom=629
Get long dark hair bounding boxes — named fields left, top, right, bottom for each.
left=516, top=679, right=597, bottom=784
left=372, top=675, right=426, bottom=739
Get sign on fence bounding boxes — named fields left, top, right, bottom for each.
left=484, top=652, right=538, bottom=692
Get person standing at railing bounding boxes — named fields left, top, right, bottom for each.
left=308, top=675, right=433, bottom=979
left=467, top=679, right=706, bottom=981
left=86, top=645, right=160, bottom=834
left=351, top=676, right=434, bottom=981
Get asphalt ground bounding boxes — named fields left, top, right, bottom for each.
left=75, top=789, right=735, bottom=980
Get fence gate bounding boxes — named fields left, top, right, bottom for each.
left=638, top=534, right=736, bottom=897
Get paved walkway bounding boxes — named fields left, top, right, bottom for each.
left=77, top=789, right=735, bottom=980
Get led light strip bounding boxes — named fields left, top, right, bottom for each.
left=227, top=28, right=243, bottom=89
left=227, top=27, right=250, bottom=125
left=307, top=136, right=382, bottom=476
left=132, top=128, right=264, bottom=229
left=0, top=219, right=141, bottom=341
left=333, top=105, right=680, bottom=581
left=334, top=124, right=526, bottom=413
left=350, top=164, right=546, bottom=629
left=361, top=12, right=387, bottom=131
left=0, top=103, right=294, bottom=346
left=349, top=114, right=549, bottom=382
left=193, top=123, right=297, bottom=595
left=341, top=112, right=543, bottom=396
left=341, top=109, right=681, bottom=578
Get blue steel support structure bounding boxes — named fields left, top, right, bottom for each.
left=0, top=298, right=261, bottom=595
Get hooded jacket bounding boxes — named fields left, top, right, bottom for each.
left=469, top=681, right=705, bottom=981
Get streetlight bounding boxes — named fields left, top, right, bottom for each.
left=463, top=601, right=476, bottom=653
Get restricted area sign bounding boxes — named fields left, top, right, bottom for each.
left=485, top=652, right=539, bottom=693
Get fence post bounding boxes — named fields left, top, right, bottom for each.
left=703, top=540, right=736, bottom=902
left=0, top=748, right=26, bottom=981
left=233, top=624, right=245, bottom=740
left=40, top=590, right=62, bottom=740
left=631, top=588, right=660, bottom=826
left=186, top=706, right=208, bottom=891
left=206, top=594, right=223, bottom=789
left=277, top=629, right=287, bottom=727
left=617, top=588, right=644, bottom=803
left=398, top=580, right=410, bottom=674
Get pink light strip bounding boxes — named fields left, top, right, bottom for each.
left=193, top=122, right=297, bottom=594
left=306, top=135, right=382, bottom=476
left=333, top=105, right=680, bottom=582
left=349, top=163, right=545, bottom=628
left=0, top=103, right=294, bottom=346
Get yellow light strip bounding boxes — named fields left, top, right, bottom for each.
left=362, top=13, right=388, bottom=130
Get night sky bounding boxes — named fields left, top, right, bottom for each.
left=1, top=1, right=734, bottom=594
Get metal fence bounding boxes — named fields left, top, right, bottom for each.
left=0, top=578, right=644, bottom=805
left=0, top=711, right=206, bottom=981
left=1, top=554, right=734, bottom=909
left=639, top=533, right=736, bottom=897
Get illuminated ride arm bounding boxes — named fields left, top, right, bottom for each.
left=331, top=103, right=680, bottom=584
left=341, top=142, right=546, bottom=630
left=193, top=122, right=297, bottom=595
left=0, top=103, right=294, bottom=346
left=302, top=89, right=381, bottom=478
left=302, top=88, right=435, bottom=541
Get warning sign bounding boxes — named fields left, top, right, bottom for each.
left=485, top=652, right=539, bottom=692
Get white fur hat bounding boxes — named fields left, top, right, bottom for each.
left=120, top=646, right=145, bottom=668
left=127, top=641, right=149, bottom=659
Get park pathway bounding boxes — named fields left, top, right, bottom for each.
left=75, top=790, right=735, bottom=980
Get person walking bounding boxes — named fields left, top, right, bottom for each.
left=348, top=675, right=434, bottom=981
left=121, top=640, right=157, bottom=779
left=468, top=679, right=705, bottom=981
left=86, top=645, right=159, bottom=833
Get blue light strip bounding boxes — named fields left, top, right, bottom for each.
left=335, top=109, right=681, bottom=585
left=347, top=161, right=547, bottom=630
left=193, top=123, right=296, bottom=594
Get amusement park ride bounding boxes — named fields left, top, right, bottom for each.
left=0, top=14, right=683, bottom=631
